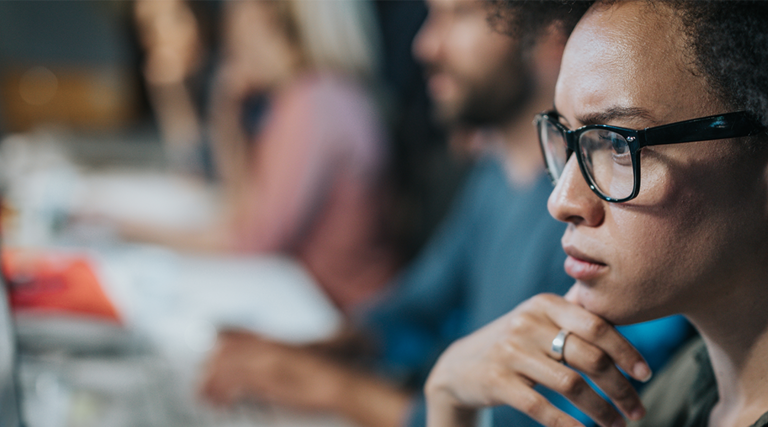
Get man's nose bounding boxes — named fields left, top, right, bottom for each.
left=412, top=16, right=443, bottom=65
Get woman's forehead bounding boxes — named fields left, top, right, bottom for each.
left=555, top=1, right=720, bottom=127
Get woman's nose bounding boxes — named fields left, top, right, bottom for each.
left=547, top=156, right=605, bottom=227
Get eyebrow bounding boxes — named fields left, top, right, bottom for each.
left=576, top=106, right=661, bottom=127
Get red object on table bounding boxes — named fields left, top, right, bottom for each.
left=3, top=249, right=121, bottom=323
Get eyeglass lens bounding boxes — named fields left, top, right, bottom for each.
left=540, top=119, right=568, bottom=182
left=539, top=117, right=635, bottom=200
left=578, top=129, right=634, bottom=200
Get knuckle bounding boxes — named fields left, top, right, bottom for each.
left=530, top=293, right=556, bottom=308
left=583, top=316, right=610, bottom=339
left=612, top=378, right=637, bottom=402
left=517, top=297, right=538, bottom=313
left=506, top=312, right=537, bottom=334
left=557, top=371, right=587, bottom=396
left=483, top=367, right=506, bottom=392
left=552, top=416, right=580, bottom=427
left=594, top=403, right=617, bottom=425
left=499, top=340, right=526, bottom=360
left=539, top=293, right=559, bottom=303
left=486, top=370, right=507, bottom=396
left=517, top=392, right=547, bottom=417
left=583, top=349, right=613, bottom=374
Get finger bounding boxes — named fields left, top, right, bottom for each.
left=537, top=294, right=651, bottom=382
left=199, top=348, right=251, bottom=406
left=508, top=350, right=625, bottom=427
left=562, top=334, right=645, bottom=420
left=218, top=328, right=263, bottom=342
left=496, top=379, right=586, bottom=427
left=200, top=368, right=241, bottom=406
left=526, top=302, right=644, bottom=419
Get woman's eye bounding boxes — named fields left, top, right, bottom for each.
left=612, top=150, right=632, bottom=166
left=602, top=133, right=632, bottom=166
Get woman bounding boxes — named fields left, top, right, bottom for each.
left=125, top=0, right=400, bottom=313
left=425, top=2, right=768, bottom=427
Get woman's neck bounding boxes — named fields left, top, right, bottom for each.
left=687, top=277, right=768, bottom=427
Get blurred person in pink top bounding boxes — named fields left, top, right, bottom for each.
left=122, top=0, right=400, bottom=313
left=217, top=0, right=399, bottom=312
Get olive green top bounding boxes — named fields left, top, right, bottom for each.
left=629, top=337, right=768, bottom=427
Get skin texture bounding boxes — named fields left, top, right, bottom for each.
left=551, top=4, right=768, bottom=427
left=426, top=293, right=650, bottom=427
left=549, top=2, right=768, bottom=326
left=425, top=2, right=768, bottom=427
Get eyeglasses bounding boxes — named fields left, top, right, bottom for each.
left=534, top=110, right=765, bottom=202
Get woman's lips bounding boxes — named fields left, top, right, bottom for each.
left=563, top=247, right=607, bottom=281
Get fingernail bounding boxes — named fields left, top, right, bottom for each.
left=612, top=419, right=626, bottom=427
left=630, top=407, right=645, bottom=420
left=633, top=362, right=652, bottom=382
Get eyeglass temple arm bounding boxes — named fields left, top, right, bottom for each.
left=642, top=112, right=764, bottom=147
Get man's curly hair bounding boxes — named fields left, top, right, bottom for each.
left=487, top=1, right=592, bottom=49
left=491, top=0, right=768, bottom=131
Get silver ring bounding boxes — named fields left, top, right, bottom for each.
left=551, top=329, right=570, bottom=362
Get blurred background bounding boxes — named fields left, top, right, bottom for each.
left=0, top=0, right=469, bottom=259
left=0, top=2, right=140, bottom=134
left=0, top=2, right=468, bottom=427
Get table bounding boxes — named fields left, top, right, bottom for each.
left=1, top=137, right=351, bottom=426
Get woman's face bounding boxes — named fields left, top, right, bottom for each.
left=223, top=1, right=298, bottom=89
left=549, top=2, right=768, bottom=324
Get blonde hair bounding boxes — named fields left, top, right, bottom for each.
left=274, top=0, right=381, bottom=81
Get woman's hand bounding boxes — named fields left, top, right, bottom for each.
left=425, top=293, right=652, bottom=427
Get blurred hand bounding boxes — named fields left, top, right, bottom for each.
left=201, top=330, right=413, bottom=427
left=200, top=330, right=352, bottom=411
left=425, top=293, right=652, bottom=427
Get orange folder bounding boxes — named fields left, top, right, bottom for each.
left=4, top=249, right=121, bottom=323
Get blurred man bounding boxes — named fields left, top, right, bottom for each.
left=200, top=2, right=690, bottom=427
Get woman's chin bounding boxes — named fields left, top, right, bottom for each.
left=565, top=282, right=641, bottom=325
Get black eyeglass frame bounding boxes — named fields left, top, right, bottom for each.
left=535, top=110, right=766, bottom=202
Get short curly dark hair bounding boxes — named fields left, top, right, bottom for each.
left=487, top=1, right=592, bottom=49
left=672, top=1, right=768, bottom=129
left=492, top=0, right=768, bottom=131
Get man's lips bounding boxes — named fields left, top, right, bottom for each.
left=563, top=246, right=607, bottom=281
left=425, top=72, right=457, bottom=100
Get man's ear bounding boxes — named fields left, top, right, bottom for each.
left=762, top=148, right=768, bottom=214
left=756, top=137, right=768, bottom=217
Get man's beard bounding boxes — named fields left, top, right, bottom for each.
left=427, top=53, right=534, bottom=128
left=454, top=72, right=534, bottom=127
